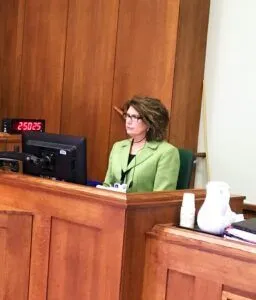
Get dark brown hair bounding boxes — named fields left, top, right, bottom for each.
left=122, top=95, right=169, bottom=141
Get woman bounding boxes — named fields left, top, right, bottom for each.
left=103, top=96, right=180, bottom=192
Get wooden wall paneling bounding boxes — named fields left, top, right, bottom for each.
left=28, top=215, right=51, bottom=300
left=60, top=0, right=120, bottom=181
left=109, top=0, right=180, bottom=147
left=166, top=270, right=195, bottom=299
left=121, top=199, right=195, bottom=300
left=166, top=272, right=223, bottom=300
left=120, top=205, right=180, bottom=300
left=47, top=203, right=125, bottom=300
left=19, top=0, right=69, bottom=133
left=193, top=278, right=223, bottom=300
left=169, top=0, right=210, bottom=151
left=47, top=218, right=102, bottom=299
left=0, top=211, right=32, bottom=300
left=0, top=1, right=3, bottom=116
left=0, top=0, right=25, bottom=119
left=141, top=237, right=167, bottom=300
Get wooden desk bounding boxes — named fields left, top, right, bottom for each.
left=0, top=171, right=245, bottom=300
left=243, top=203, right=256, bottom=219
left=0, top=132, right=21, bottom=151
left=143, top=224, right=256, bottom=300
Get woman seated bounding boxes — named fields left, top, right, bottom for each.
left=104, top=96, right=180, bottom=192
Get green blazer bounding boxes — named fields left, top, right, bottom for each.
left=103, top=139, right=180, bottom=193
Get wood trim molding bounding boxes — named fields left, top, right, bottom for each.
left=243, top=203, right=256, bottom=212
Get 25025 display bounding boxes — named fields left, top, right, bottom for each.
left=2, top=118, right=45, bottom=134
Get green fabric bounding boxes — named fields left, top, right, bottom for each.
left=176, top=148, right=195, bottom=189
left=103, top=139, right=180, bottom=193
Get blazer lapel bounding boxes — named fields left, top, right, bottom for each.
left=120, top=139, right=132, bottom=173
left=126, top=140, right=160, bottom=172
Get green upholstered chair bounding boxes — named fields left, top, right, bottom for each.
left=176, top=148, right=195, bottom=190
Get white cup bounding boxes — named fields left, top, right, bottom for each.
left=180, top=193, right=195, bottom=228
left=181, top=193, right=195, bottom=209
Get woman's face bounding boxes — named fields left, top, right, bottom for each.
left=125, top=106, right=148, bottom=139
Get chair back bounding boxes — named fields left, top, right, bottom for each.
left=176, top=148, right=195, bottom=189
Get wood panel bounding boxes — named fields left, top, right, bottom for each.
left=0, top=0, right=25, bottom=119
left=120, top=205, right=179, bottom=300
left=60, top=0, right=119, bottom=181
left=3, top=134, right=21, bottom=152
left=0, top=133, right=20, bottom=151
left=0, top=211, right=32, bottom=300
left=19, top=0, right=69, bottom=133
left=142, top=225, right=256, bottom=300
left=194, top=278, right=222, bottom=300
left=28, top=215, right=51, bottom=300
left=0, top=172, right=126, bottom=300
left=169, top=0, right=210, bottom=151
left=110, top=0, right=180, bottom=147
left=47, top=215, right=127, bottom=300
left=47, top=218, right=101, bottom=299
left=166, top=270, right=195, bottom=299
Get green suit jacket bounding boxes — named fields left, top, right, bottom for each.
left=103, top=139, right=180, bottom=193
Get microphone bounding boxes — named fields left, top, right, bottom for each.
left=120, top=169, right=129, bottom=184
left=129, top=155, right=136, bottom=189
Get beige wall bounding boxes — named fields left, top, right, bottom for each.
left=196, top=0, right=256, bottom=204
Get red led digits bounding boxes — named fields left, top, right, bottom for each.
left=14, top=121, right=43, bottom=131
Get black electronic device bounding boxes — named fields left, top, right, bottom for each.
left=22, top=131, right=87, bottom=185
left=2, top=118, right=45, bottom=134
left=232, top=218, right=256, bottom=234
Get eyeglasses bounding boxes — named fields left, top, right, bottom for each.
left=123, top=113, right=142, bottom=122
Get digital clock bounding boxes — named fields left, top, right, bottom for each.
left=2, top=118, right=45, bottom=134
